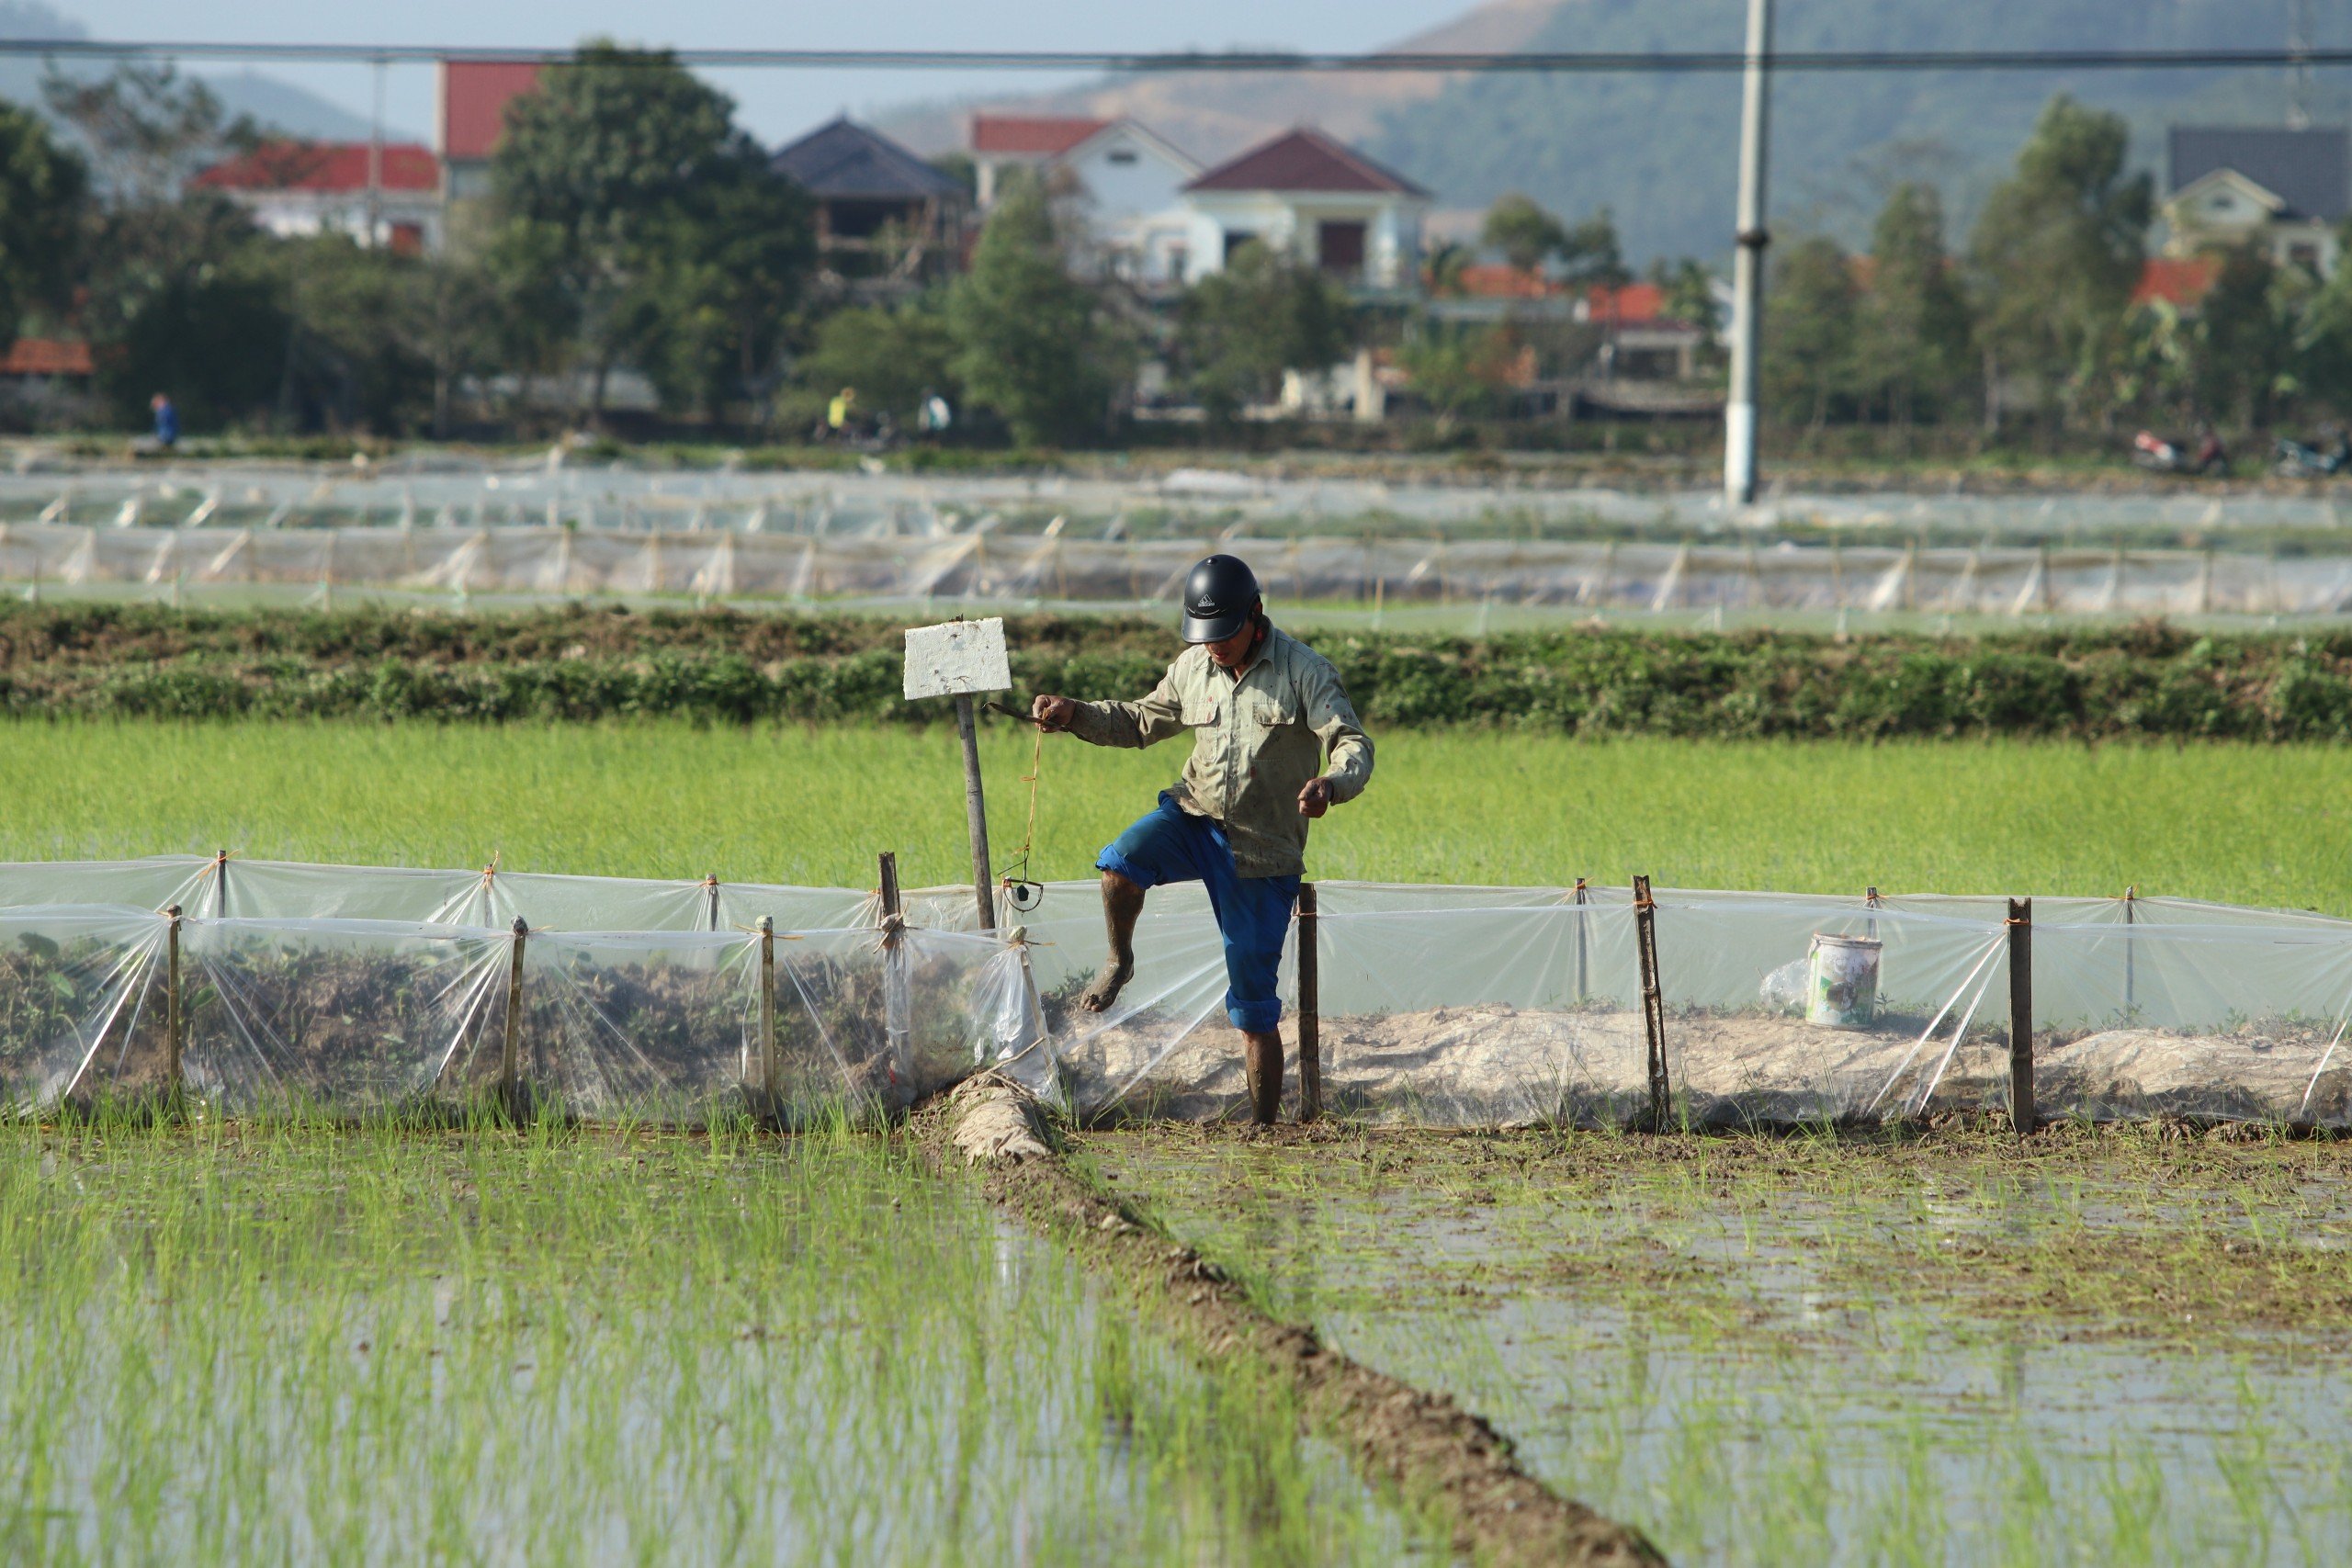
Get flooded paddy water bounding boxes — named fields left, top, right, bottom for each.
left=1089, top=1125, right=2352, bottom=1565
left=0, top=1124, right=1438, bottom=1564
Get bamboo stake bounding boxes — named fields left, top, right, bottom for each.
left=2007, top=898, right=2034, bottom=1135
left=954, top=694, right=995, bottom=932
left=758, top=916, right=777, bottom=1101
left=1297, top=883, right=1321, bottom=1123
left=164, top=904, right=183, bottom=1104
left=1572, top=877, right=1589, bottom=1003
left=502, top=918, right=527, bottom=1122
left=2122, top=884, right=2136, bottom=1018
left=1634, top=875, right=1670, bottom=1131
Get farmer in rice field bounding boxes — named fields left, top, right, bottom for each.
left=1030, top=554, right=1374, bottom=1125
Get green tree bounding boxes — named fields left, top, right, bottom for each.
left=1968, top=95, right=2152, bottom=433
left=490, top=42, right=810, bottom=423
left=1860, top=183, right=1974, bottom=424
left=1176, top=244, right=1352, bottom=423
left=0, top=103, right=87, bottom=348
left=1762, top=235, right=1860, bottom=429
left=2187, top=247, right=2300, bottom=430
left=946, top=181, right=1125, bottom=446
left=45, top=64, right=286, bottom=430
left=1481, top=192, right=1568, bottom=273
left=1653, top=255, right=1722, bottom=365
left=1396, top=324, right=1514, bottom=429
left=2294, top=223, right=2352, bottom=413
left=796, top=302, right=960, bottom=426
left=267, top=235, right=437, bottom=434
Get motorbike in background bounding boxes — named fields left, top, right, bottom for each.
left=2275, top=432, right=2352, bottom=477
left=2132, top=429, right=2229, bottom=476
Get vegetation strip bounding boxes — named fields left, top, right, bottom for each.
left=17, top=604, right=2352, bottom=739
left=918, top=1075, right=1666, bottom=1567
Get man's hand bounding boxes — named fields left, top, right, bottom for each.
left=1297, top=776, right=1335, bottom=818
left=1032, top=694, right=1080, bottom=732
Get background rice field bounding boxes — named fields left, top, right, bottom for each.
left=0, top=719, right=2346, bottom=911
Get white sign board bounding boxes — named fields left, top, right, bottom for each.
left=903, top=617, right=1012, bottom=701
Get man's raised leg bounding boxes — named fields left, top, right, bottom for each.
left=1080, top=869, right=1145, bottom=1012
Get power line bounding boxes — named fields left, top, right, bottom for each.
left=6, top=38, right=2352, bottom=74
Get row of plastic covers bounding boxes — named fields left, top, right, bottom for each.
left=909, top=879, right=2352, bottom=1130
left=6, top=521, right=2350, bottom=616
left=6, top=855, right=2351, bottom=1127
left=6, top=458, right=2348, bottom=536
left=0, top=858, right=1033, bottom=1124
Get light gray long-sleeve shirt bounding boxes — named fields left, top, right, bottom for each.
left=1063, top=624, right=1374, bottom=877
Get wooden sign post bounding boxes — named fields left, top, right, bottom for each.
left=904, top=617, right=1012, bottom=933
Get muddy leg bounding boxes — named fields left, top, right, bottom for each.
left=1243, top=1029, right=1283, bottom=1124
left=1080, top=869, right=1145, bottom=1012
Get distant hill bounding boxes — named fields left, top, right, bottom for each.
left=887, top=0, right=2331, bottom=263
left=0, top=1, right=396, bottom=143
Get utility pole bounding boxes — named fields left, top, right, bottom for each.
left=367, top=56, right=386, bottom=246
left=2289, top=0, right=2314, bottom=130
left=1723, top=0, right=1774, bottom=509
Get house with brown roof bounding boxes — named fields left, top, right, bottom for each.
left=1178, top=128, right=1429, bottom=292
left=194, top=141, right=444, bottom=252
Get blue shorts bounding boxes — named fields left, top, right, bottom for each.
left=1096, top=793, right=1300, bottom=1032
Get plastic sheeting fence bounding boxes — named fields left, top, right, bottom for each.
left=6, top=855, right=2352, bottom=1129
left=3, top=458, right=2348, bottom=537
left=9, top=521, right=2352, bottom=619
left=0, top=857, right=1027, bottom=1124
left=903, top=878, right=2352, bottom=1130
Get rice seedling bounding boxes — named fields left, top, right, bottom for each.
left=2, top=720, right=2347, bottom=911
left=1088, top=1126, right=2352, bottom=1565
left=0, top=1118, right=1438, bottom=1563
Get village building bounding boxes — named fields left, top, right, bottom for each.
left=772, top=118, right=969, bottom=281
left=1178, top=129, right=1429, bottom=293
left=192, top=141, right=444, bottom=253
left=435, top=60, right=544, bottom=202
left=2162, top=125, right=2349, bottom=277
left=969, top=115, right=1203, bottom=286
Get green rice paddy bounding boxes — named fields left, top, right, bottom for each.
left=7, top=715, right=2348, bottom=1562
left=0, top=1121, right=1433, bottom=1563
left=0, top=720, right=2345, bottom=911
left=1090, top=1125, right=2352, bottom=1566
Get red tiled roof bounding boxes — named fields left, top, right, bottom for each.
left=0, top=339, right=92, bottom=377
left=971, top=115, right=1108, bottom=156
left=440, top=60, right=543, bottom=163
left=1587, top=282, right=1668, bottom=324
left=196, top=141, right=440, bottom=194
left=1454, top=264, right=1562, bottom=299
left=1185, top=128, right=1428, bottom=197
left=2133, top=255, right=2222, bottom=308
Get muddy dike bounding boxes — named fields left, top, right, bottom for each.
left=12, top=603, right=2352, bottom=739
left=920, top=1074, right=1667, bottom=1567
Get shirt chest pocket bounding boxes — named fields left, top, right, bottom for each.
left=1241, top=689, right=1300, bottom=732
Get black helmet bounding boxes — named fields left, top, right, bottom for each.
left=1180, top=554, right=1260, bottom=643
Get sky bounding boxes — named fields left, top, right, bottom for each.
left=50, top=1, right=1464, bottom=143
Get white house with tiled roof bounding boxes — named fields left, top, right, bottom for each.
left=1179, top=128, right=1429, bottom=291
left=970, top=114, right=1203, bottom=286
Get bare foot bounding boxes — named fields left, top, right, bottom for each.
left=1080, top=959, right=1134, bottom=1012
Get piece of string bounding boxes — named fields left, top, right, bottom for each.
left=1000, top=721, right=1046, bottom=887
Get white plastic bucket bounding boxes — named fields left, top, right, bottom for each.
left=1807, top=933, right=1882, bottom=1029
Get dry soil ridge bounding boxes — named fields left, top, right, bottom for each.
left=918, top=1072, right=1667, bottom=1568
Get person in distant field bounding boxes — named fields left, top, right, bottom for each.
left=150, top=392, right=178, bottom=449
left=919, top=389, right=952, bottom=434
left=826, top=387, right=855, bottom=437
left=1030, top=555, right=1374, bottom=1125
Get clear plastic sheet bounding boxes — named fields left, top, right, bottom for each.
left=180, top=917, right=509, bottom=1116
left=11, top=857, right=2352, bottom=1128
left=15, top=513, right=2352, bottom=618
left=0, top=906, right=167, bottom=1115
left=2030, top=900, right=2352, bottom=1125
